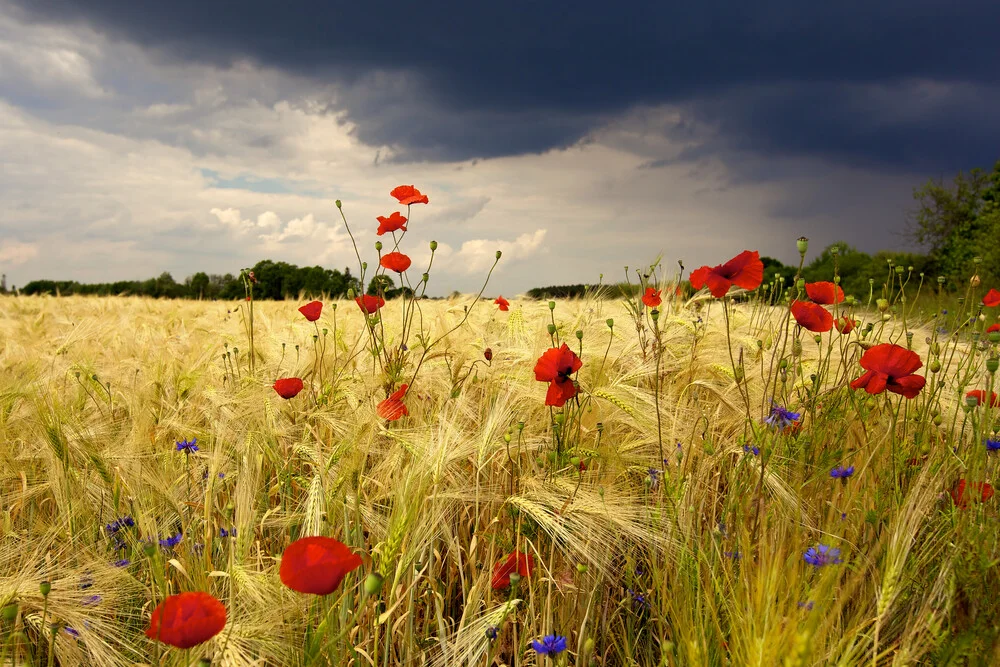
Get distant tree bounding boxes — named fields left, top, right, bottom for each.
left=188, top=272, right=211, bottom=299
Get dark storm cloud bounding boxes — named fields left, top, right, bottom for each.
left=8, top=0, right=1000, bottom=169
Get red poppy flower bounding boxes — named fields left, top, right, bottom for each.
left=534, top=344, right=583, bottom=407
left=356, top=294, right=386, bottom=314
left=273, top=377, right=304, bottom=399
left=834, top=316, right=855, bottom=334
left=642, top=287, right=662, bottom=308
left=145, top=592, right=226, bottom=649
left=849, top=344, right=926, bottom=398
left=377, top=384, right=409, bottom=420
left=966, top=390, right=999, bottom=407
left=491, top=551, right=534, bottom=589
left=376, top=212, right=408, bottom=236
left=390, top=185, right=429, bottom=206
left=804, top=281, right=844, bottom=305
left=298, top=300, right=322, bottom=322
left=279, top=536, right=363, bottom=595
left=988, top=323, right=1000, bottom=334
left=950, top=479, right=994, bottom=509
left=689, top=250, right=764, bottom=298
left=494, top=296, right=510, bottom=312
left=380, top=252, right=412, bottom=273
left=790, top=300, right=833, bottom=332
left=983, top=288, right=1000, bottom=307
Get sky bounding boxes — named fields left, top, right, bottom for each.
left=1, top=0, right=998, bottom=295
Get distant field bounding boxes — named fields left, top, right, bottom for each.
left=0, top=290, right=998, bottom=666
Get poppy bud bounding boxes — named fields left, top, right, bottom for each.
left=606, top=318, right=614, bottom=329
left=778, top=358, right=788, bottom=370
left=508, top=572, right=521, bottom=586
left=792, top=339, right=802, bottom=356
left=974, top=256, right=983, bottom=265
left=877, top=298, right=889, bottom=312
left=570, top=456, right=580, bottom=466
left=971, top=274, right=981, bottom=287
left=547, top=324, right=556, bottom=335
left=347, top=288, right=355, bottom=299
left=429, top=240, right=438, bottom=251
left=554, top=414, right=565, bottom=425
left=362, top=262, right=367, bottom=270
left=495, top=250, right=502, bottom=259
left=734, top=366, right=744, bottom=383
left=422, top=273, right=429, bottom=283
left=833, top=275, right=841, bottom=284
left=518, top=421, right=525, bottom=431
left=548, top=301, right=556, bottom=311
left=845, top=295, right=855, bottom=306
left=988, top=357, right=999, bottom=374
left=796, top=279, right=805, bottom=291
left=966, top=395, right=979, bottom=408
left=375, top=241, right=382, bottom=251
left=577, top=563, right=588, bottom=575
left=797, top=237, right=809, bottom=255
left=906, top=331, right=913, bottom=348
left=1, top=603, right=17, bottom=622
left=335, top=200, right=342, bottom=209
left=198, top=660, right=212, bottom=667
left=503, top=433, right=511, bottom=443
left=363, top=573, right=384, bottom=596
left=895, top=266, right=904, bottom=274
left=576, top=330, right=583, bottom=340
left=929, top=359, right=941, bottom=373
left=813, top=335, right=822, bottom=344
left=933, top=414, right=943, bottom=426
left=484, top=347, right=493, bottom=361
left=651, top=309, right=660, bottom=321
left=39, top=581, right=51, bottom=597
left=937, top=276, right=946, bottom=285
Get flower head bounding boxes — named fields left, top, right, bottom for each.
left=803, top=544, right=842, bottom=567
left=985, top=438, right=1000, bottom=452
left=158, top=532, right=182, bottom=549
left=790, top=300, right=833, bottom=332
left=805, top=281, right=844, bottom=305
left=145, top=592, right=226, bottom=649
left=764, top=402, right=801, bottom=430
left=982, top=288, right=1000, bottom=308
left=279, top=536, right=362, bottom=595
left=390, top=185, right=429, bottom=206
left=531, top=634, right=568, bottom=655
left=494, top=296, right=510, bottom=311
left=642, top=287, right=662, bottom=308
left=273, top=377, right=304, bottom=399
left=689, top=250, right=764, bottom=298
left=950, top=479, right=994, bottom=509
left=834, top=316, right=855, bottom=334
left=377, top=384, right=409, bottom=421
left=850, top=344, right=926, bottom=398
left=987, top=323, right=1000, bottom=334
left=376, top=211, right=408, bottom=236
left=175, top=438, right=198, bottom=453
left=491, top=551, right=534, bottom=589
left=830, top=465, right=855, bottom=479
left=298, top=301, right=322, bottom=322
left=533, top=344, right=583, bottom=407
left=380, top=251, right=411, bottom=273
left=965, top=390, right=999, bottom=407
left=356, top=294, right=386, bottom=315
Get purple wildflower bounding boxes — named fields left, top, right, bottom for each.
left=830, top=466, right=855, bottom=479
left=531, top=634, right=568, bottom=655
left=986, top=438, right=1000, bottom=452
left=764, top=402, right=801, bottom=430
left=803, top=544, right=842, bottom=567
left=175, top=438, right=198, bottom=453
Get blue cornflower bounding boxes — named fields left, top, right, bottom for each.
left=723, top=551, right=740, bottom=560
left=743, top=444, right=760, bottom=456
left=485, top=625, right=499, bottom=641
left=158, top=532, right=182, bottom=549
left=627, top=588, right=651, bottom=610
left=79, top=574, right=93, bottom=590
left=219, top=527, right=237, bottom=538
left=175, top=438, right=198, bottom=453
left=105, top=516, right=134, bottom=534
left=531, top=634, right=568, bottom=655
left=647, top=468, right=661, bottom=489
left=81, top=595, right=101, bottom=607
left=830, top=466, right=855, bottom=479
left=113, top=559, right=131, bottom=567
left=64, top=627, right=80, bottom=638
left=798, top=600, right=814, bottom=611
left=803, top=544, right=842, bottom=567
left=986, top=439, right=1000, bottom=452
left=764, top=402, right=801, bottom=430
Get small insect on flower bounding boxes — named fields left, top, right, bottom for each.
left=145, top=591, right=227, bottom=649
left=298, top=300, right=322, bottom=322
left=279, top=536, right=362, bottom=596
left=803, top=544, right=842, bottom=567
left=764, top=402, right=801, bottom=430
left=376, top=211, right=408, bottom=236
left=830, top=465, right=855, bottom=479
left=534, top=344, right=583, bottom=407
left=642, top=287, right=662, bottom=308
left=356, top=294, right=386, bottom=315
left=377, top=384, right=409, bottom=421
left=273, top=377, right=304, bottom=399
left=491, top=551, right=534, bottom=589
left=689, top=250, right=764, bottom=298
left=494, top=296, right=510, bottom=311
left=390, top=185, right=429, bottom=206
left=380, top=251, right=412, bottom=273
left=175, top=438, right=198, bottom=453
left=531, top=634, right=568, bottom=655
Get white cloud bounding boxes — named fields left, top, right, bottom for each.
left=0, top=240, right=39, bottom=265
left=455, top=229, right=548, bottom=274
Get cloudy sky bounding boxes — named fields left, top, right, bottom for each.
left=2, top=1, right=998, bottom=295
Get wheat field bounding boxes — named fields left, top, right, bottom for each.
left=0, top=286, right=998, bottom=666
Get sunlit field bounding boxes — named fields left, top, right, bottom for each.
left=2, top=200, right=1000, bottom=666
